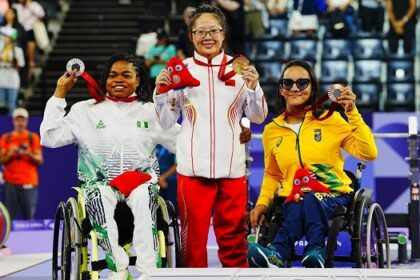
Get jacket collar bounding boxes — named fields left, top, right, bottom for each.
left=193, top=50, right=225, bottom=65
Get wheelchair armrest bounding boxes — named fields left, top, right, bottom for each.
left=331, top=205, right=347, bottom=218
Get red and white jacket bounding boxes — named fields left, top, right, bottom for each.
left=154, top=51, right=267, bottom=179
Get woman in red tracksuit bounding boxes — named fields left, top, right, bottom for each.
left=153, top=4, right=267, bottom=268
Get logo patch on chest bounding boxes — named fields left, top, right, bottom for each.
left=314, top=128, right=321, bottom=142
left=137, top=121, right=149, bottom=128
left=96, top=120, right=106, bottom=129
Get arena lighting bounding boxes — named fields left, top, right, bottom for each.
left=409, top=116, right=418, bottom=135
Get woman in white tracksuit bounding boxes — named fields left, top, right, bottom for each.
left=154, top=5, right=267, bottom=268
left=40, top=52, right=180, bottom=280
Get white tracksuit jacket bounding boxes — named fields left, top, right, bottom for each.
left=40, top=96, right=180, bottom=273
left=154, top=51, right=268, bottom=179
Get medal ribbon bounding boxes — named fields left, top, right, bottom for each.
left=80, top=71, right=105, bottom=102
left=193, top=54, right=240, bottom=86
left=285, top=93, right=338, bottom=121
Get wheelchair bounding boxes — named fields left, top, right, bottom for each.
left=52, top=187, right=181, bottom=280
left=0, top=201, right=11, bottom=249
left=254, top=164, right=391, bottom=268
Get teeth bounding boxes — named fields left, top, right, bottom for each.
left=114, top=86, right=124, bottom=90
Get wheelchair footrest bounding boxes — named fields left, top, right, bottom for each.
left=91, top=256, right=137, bottom=271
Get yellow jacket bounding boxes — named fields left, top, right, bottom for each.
left=256, top=108, right=378, bottom=207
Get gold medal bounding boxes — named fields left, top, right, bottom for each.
left=232, top=55, right=251, bottom=75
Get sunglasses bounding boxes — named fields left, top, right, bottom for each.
left=279, top=78, right=311, bottom=90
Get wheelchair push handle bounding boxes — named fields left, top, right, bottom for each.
left=356, top=162, right=366, bottom=180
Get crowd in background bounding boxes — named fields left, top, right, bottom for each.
left=0, top=0, right=46, bottom=115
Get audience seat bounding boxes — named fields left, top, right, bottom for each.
left=353, top=60, right=382, bottom=83
left=322, top=39, right=350, bottom=60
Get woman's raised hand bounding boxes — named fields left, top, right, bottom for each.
left=54, top=69, right=78, bottom=98
left=155, top=69, right=171, bottom=95
left=242, top=65, right=260, bottom=91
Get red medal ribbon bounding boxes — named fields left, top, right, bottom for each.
left=80, top=71, right=105, bottom=102
left=285, top=93, right=338, bottom=121
left=193, top=54, right=238, bottom=86
left=105, top=95, right=138, bottom=103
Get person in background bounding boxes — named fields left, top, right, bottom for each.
left=40, top=52, right=180, bottom=280
left=156, top=144, right=178, bottom=214
left=177, top=6, right=195, bottom=61
left=0, top=107, right=43, bottom=220
left=12, top=0, right=45, bottom=83
left=0, top=0, right=9, bottom=25
left=385, top=0, right=416, bottom=55
left=154, top=4, right=267, bottom=268
left=145, top=29, right=176, bottom=86
left=0, top=26, right=25, bottom=114
left=326, top=0, right=356, bottom=36
left=358, top=0, right=385, bottom=34
left=288, top=0, right=320, bottom=37
left=1, top=7, right=29, bottom=95
left=247, top=60, right=377, bottom=268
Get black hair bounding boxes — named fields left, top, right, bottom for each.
left=277, top=60, right=324, bottom=118
left=188, top=4, right=230, bottom=53
left=1, top=8, right=18, bottom=27
left=100, top=52, right=152, bottom=102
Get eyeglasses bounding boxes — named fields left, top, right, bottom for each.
left=192, top=28, right=223, bottom=39
left=279, top=78, right=311, bottom=90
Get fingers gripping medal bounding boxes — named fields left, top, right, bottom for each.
left=66, top=58, right=104, bottom=102
left=328, top=84, right=344, bottom=103
left=232, top=55, right=251, bottom=75
left=66, top=58, right=85, bottom=77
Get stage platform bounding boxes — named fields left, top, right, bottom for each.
left=145, top=268, right=420, bottom=279
left=3, top=227, right=420, bottom=279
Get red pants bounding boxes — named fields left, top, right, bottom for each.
left=177, top=174, right=248, bottom=267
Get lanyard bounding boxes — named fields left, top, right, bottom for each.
left=285, top=93, right=338, bottom=121
left=193, top=54, right=238, bottom=86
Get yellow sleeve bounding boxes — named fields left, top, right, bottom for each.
left=341, top=108, right=378, bottom=161
left=256, top=125, right=282, bottom=207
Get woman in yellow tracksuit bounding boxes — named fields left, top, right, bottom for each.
left=247, top=60, right=377, bottom=268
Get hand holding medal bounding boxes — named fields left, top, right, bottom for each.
left=232, top=55, right=259, bottom=90
left=65, top=58, right=105, bottom=102
left=329, top=84, right=356, bottom=113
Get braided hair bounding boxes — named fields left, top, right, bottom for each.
left=100, top=52, right=152, bottom=102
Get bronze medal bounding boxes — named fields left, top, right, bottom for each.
left=328, top=84, right=344, bottom=103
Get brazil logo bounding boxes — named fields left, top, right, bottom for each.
left=314, top=128, right=321, bottom=142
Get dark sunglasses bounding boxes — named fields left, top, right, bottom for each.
left=279, top=78, right=311, bottom=90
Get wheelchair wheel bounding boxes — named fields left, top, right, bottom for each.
left=157, top=197, right=181, bottom=268
left=353, top=195, right=370, bottom=268
left=52, top=202, right=71, bottom=280
left=0, top=202, right=11, bottom=248
left=255, top=196, right=284, bottom=247
left=66, top=197, right=83, bottom=279
left=366, top=203, right=391, bottom=268
left=165, top=200, right=181, bottom=267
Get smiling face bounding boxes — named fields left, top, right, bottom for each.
left=280, top=66, right=313, bottom=112
left=191, top=13, right=225, bottom=60
left=105, top=60, right=139, bottom=98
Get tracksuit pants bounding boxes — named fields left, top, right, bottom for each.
left=272, top=192, right=352, bottom=258
left=177, top=173, right=248, bottom=267
left=83, top=182, right=159, bottom=274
